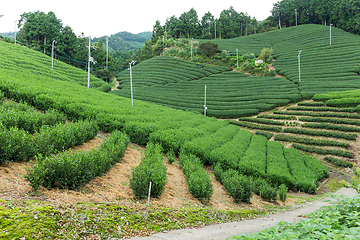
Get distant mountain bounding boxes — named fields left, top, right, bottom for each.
left=93, top=31, right=151, bottom=52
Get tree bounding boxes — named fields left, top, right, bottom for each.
left=18, top=11, right=63, bottom=54
left=201, top=12, right=214, bottom=38
left=151, top=20, right=164, bottom=43
left=179, top=8, right=200, bottom=38
left=59, top=26, right=77, bottom=64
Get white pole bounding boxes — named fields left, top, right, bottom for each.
left=145, top=181, right=152, bottom=223
left=51, top=40, right=55, bottom=69
left=295, top=9, right=297, bottom=26
left=88, top=36, right=91, bottom=88
left=236, top=49, right=239, bottom=68
left=216, top=187, right=222, bottom=216
left=106, top=37, right=109, bottom=70
left=298, top=51, right=301, bottom=82
left=129, top=60, right=135, bottom=106
left=14, top=21, right=17, bottom=45
left=162, top=35, right=165, bottom=56
left=214, top=21, right=216, bottom=39
left=204, top=85, right=207, bottom=116
left=191, top=38, right=193, bottom=61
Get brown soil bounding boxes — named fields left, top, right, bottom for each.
left=0, top=138, right=299, bottom=211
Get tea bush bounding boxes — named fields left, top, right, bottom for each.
left=129, top=142, right=167, bottom=198
left=25, top=131, right=129, bottom=190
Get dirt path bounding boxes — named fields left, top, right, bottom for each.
left=111, top=77, right=120, bottom=91
left=129, top=188, right=358, bottom=240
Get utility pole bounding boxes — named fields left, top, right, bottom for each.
left=162, top=35, right=164, bottom=56
left=129, top=60, right=136, bottom=106
left=191, top=38, right=193, bottom=61
left=106, top=36, right=109, bottom=70
left=51, top=40, right=56, bottom=69
left=204, top=85, right=207, bottom=116
left=295, top=9, right=297, bottom=26
left=298, top=50, right=302, bottom=83
left=88, top=36, right=91, bottom=88
left=214, top=21, right=216, bottom=39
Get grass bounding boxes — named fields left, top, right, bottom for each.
left=0, top=198, right=263, bottom=239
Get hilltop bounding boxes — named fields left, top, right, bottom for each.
left=93, top=31, right=151, bottom=52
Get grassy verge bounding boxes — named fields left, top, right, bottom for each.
left=0, top=198, right=262, bottom=239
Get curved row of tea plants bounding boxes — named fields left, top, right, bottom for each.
left=0, top=120, right=99, bottom=163
left=0, top=100, right=67, bottom=134
left=129, top=142, right=167, bottom=198
left=25, top=130, right=129, bottom=190
left=112, top=57, right=302, bottom=118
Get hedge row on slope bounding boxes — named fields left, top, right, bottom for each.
left=0, top=120, right=99, bottom=163
left=25, top=131, right=129, bottom=190
left=129, top=142, right=167, bottom=198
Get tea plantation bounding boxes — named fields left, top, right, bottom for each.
left=0, top=36, right=328, bottom=201
left=113, top=24, right=360, bottom=117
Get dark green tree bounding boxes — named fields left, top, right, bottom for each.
left=18, top=11, right=63, bottom=54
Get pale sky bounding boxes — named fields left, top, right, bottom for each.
left=0, top=0, right=279, bottom=37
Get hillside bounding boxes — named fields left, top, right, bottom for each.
left=112, top=24, right=360, bottom=118
left=0, top=27, right=357, bottom=239
left=0, top=40, right=111, bottom=92
left=93, top=31, right=151, bottom=52
left=0, top=38, right=328, bottom=193
left=207, top=24, right=360, bottom=97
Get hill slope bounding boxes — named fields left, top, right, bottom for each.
left=112, top=56, right=302, bottom=118
left=0, top=39, right=327, bottom=195
left=93, top=31, right=151, bottom=52
left=207, top=24, right=360, bottom=98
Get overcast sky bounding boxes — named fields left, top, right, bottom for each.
left=0, top=0, right=279, bottom=38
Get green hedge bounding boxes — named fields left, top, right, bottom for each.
left=229, top=120, right=283, bottom=132
left=266, top=141, right=295, bottom=189
left=274, top=134, right=350, bottom=148
left=238, top=135, right=267, bottom=178
left=179, top=152, right=213, bottom=200
left=214, top=165, right=252, bottom=203
left=129, top=142, right=167, bottom=198
left=283, top=127, right=357, bottom=140
left=292, top=144, right=353, bottom=159
left=324, top=156, right=353, bottom=168
left=25, top=131, right=129, bottom=190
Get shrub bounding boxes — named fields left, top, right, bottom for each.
left=324, top=156, right=353, bottom=168
left=0, top=126, right=35, bottom=162
left=220, top=169, right=252, bottom=203
left=129, top=142, right=167, bottom=198
left=179, top=152, right=213, bottom=200
left=25, top=131, right=129, bottom=190
left=278, top=184, right=288, bottom=202
left=167, top=149, right=176, bottom=164
left=199, top=42, right=219, bottom=58
left=258, top=47, right=273, bottom=60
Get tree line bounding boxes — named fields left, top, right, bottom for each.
left=270, top=0, right=360, bottom=34
left=12, top=1, right=360, bottom=80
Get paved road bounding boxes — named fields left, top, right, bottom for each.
left=129, top=188, right=358, bottom=240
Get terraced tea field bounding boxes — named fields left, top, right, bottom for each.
left=113, top=24, right=360, bottom=118
left=229, top=101, right=359, bottom=169
left=113, top=57, right=302, bottom=118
